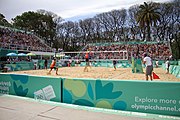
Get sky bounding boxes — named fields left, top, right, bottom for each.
left=0, top=0, right=171, bottom=22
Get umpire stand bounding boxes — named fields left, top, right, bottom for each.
left=132, top=57, right=143, bottom=73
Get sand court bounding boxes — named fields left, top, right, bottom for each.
left=8, top=67, right=180, bottom=82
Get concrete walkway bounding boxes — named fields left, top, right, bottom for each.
left=0, top=95, right=179, bottom=120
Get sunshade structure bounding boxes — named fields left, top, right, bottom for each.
left=17, top=53, right=27, bottom=57
left=27, top=52, right=36, bottom=56
left=6, top=52, right=18, bottom=57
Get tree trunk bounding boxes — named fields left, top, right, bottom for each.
left=143, top=28, right=146, bottom=41
left=175, top=33, right=180, bottom=59
left=147, top=25, right=151, bottom=41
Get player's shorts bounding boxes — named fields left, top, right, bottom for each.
left=50, top=66, right=57, bottom=70
left=146, top=65, right=153, bottom=76
left=113, top=63, right=116, bottom=66
left=85, top=58, right=90, bottom=66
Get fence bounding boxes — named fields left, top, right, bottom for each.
left=0, top=73, right=180, bottom=116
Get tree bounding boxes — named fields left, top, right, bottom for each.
left=136, top=2, right=161, bottom=41
left=154, top=3, right=173, bottom=41
left=12, top=11, right=58, bottom=47
left=168, top=0, right=180, bottom=59
left=37, top=9, right=63, bottom=48
left=128, top=5, right=141, bottom=40
left=56, top=21, right=75, bottom=51
left=95, top=12, right=112, bottom=41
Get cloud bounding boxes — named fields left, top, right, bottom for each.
left=0, top=0, right=171, bottom=22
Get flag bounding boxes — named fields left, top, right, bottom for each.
left=153, top=72, right=160, bottom=79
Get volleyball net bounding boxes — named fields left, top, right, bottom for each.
left=59, top=50, right=129, bottom=62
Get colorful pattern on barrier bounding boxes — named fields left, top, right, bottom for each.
left=80, top=61, right=131, bottom=68
left=5, top=62, right=34, bottom=71
left=162, top=64, right=180, bottom=78
left=0, top=74, right=61, bottom=102
left=63, top=78, right=127, bottom=110
left=0, top=73, right=180, bottom=117
left=63, top=78, right=180, bottom=116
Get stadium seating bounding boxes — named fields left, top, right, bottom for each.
left=82, top=41, right=172, bottom=60
left=0, top=26, right=53, bottom=52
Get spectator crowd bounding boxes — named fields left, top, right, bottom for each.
left=81, top=42, right=172, bottom=60
left=0, top=27, right=53, bottom=52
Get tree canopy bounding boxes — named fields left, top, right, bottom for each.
left=12, top=11, right=62, bottom=47
left=136, top=2, right=161, bottom=41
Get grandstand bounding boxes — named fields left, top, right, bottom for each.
left=0, top=25, right=53, bottom=52
left=82, top=41, right=172, bottom=60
